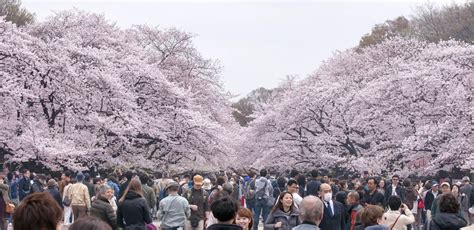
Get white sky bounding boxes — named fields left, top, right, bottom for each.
left=22, top=0, right=463, bottom=99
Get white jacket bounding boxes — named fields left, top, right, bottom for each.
left=382, top=209, right=415, bottom=230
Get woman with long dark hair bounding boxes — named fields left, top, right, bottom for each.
left=264, top=192, right=299, bottom=230
left=117, top=178, right=152, bottom=229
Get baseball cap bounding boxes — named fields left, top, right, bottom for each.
left=166, top=181, right=179, bottom=190
left=193, top=175, right=204, bottom=186
left=440, top=182, right=450, bottom=187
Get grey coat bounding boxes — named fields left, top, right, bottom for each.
left=264, top=208, right=300, bottom=230
left=90, top=196, right=117, bottom=229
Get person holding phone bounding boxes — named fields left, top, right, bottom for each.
left=382, top=196, right=415, bottom=230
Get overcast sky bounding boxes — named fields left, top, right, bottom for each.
left=22, top=0, right=460, bottom=99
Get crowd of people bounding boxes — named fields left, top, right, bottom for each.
left=0, top=168, right=472, bottom=230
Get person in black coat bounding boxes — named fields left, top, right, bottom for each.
left=318, top=183, right=346, bottom=230
left=45, top=179, right=63, bottom=208
left=305, top=170, right=321, bottom=197
left=117, top=178, right=152, bottom=230
left=384, top=175, right=405, bottom=206
left=18, top=170, right=31, bottom=201
left=361, top=178, right=385, bottom=207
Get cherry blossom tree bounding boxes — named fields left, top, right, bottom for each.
left=0, top=10, right=238, bottom=172
left=243, top=38, right=473, bottom=176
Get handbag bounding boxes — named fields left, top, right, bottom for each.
left=6, top=202, right=15, bottom=214
left=62, top=186, right=72, bottom=207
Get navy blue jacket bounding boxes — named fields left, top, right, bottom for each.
left=319, top=200, right=346, bottom=230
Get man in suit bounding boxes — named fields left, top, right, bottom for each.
left=318, top=183, right=345, bottom=230
left=384, top=174, right=405, bottom=206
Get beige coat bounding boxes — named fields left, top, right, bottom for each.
left=382, top=209, right=415, bottom=230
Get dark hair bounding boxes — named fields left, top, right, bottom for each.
left=22, top=169, right=29, bottom=175
left=310, top=170, right=319, bottom=178
left=93, top=177, right=102, bottom=185
left=360, top=205, right=384, bottom=227
left=69, top=216, right=112, bottom=230
left=237, top=207, right=253, bottom=229
left=438, top=193, right=460, bottom=213
left=13, top=192, right=62, bottom=230
left=183, top=174, right=191, bottom=179
left=296, top=175, right=306, bottom=186
left=139, top=173, right=149, bottom=184
left=64, top=171, right=72, bottom=178
left=84, top=173, right=91, bottom=181
left=248, top=171, right=256, bottom=178
left=367, top=177, right=378, bottom=185
left=277, top=177, right=287, bottom=188
left=7, top=172, right=13, bottom=181
left=217, top=176, right=226, bottom=186
left=388, top=195, right=402, bottom=211
left=210, top=197, right=239, bottom=222
left=287, top=179, right=298, bottom=187
left=124, top=171, right=134, bottom=181
left=403, top=178, right=411, bottom=188
left=290, top=169, right=300, bottom=178
left=271, top=192, right=294, bottom=213
left=260, top=169, right=267, bottom=177
left=392, top=175, right=400, bottom=179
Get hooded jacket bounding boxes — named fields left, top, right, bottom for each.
left=429, top=212, right=467, bottom=230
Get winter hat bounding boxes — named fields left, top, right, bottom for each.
left=203, top=179, right=212, bottom=190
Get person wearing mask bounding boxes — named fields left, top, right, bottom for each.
left=264, top=192, right=299, bottom=230
left=158, top=181, right=190, bottom=230
left=429, top=193, right=467, bottom=230
left=292, top=195, right=324, bottom=230
left=385, top=175, right=405, bottom=206
left=90, top=184, right=117, bottom=229
left=382, top=196, right=415, bottom=230
left=361, top=178, right=385, bottom=207
left=346, top=191, right=363, bottom=230
left=318, top=183, right=345, bottom=230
